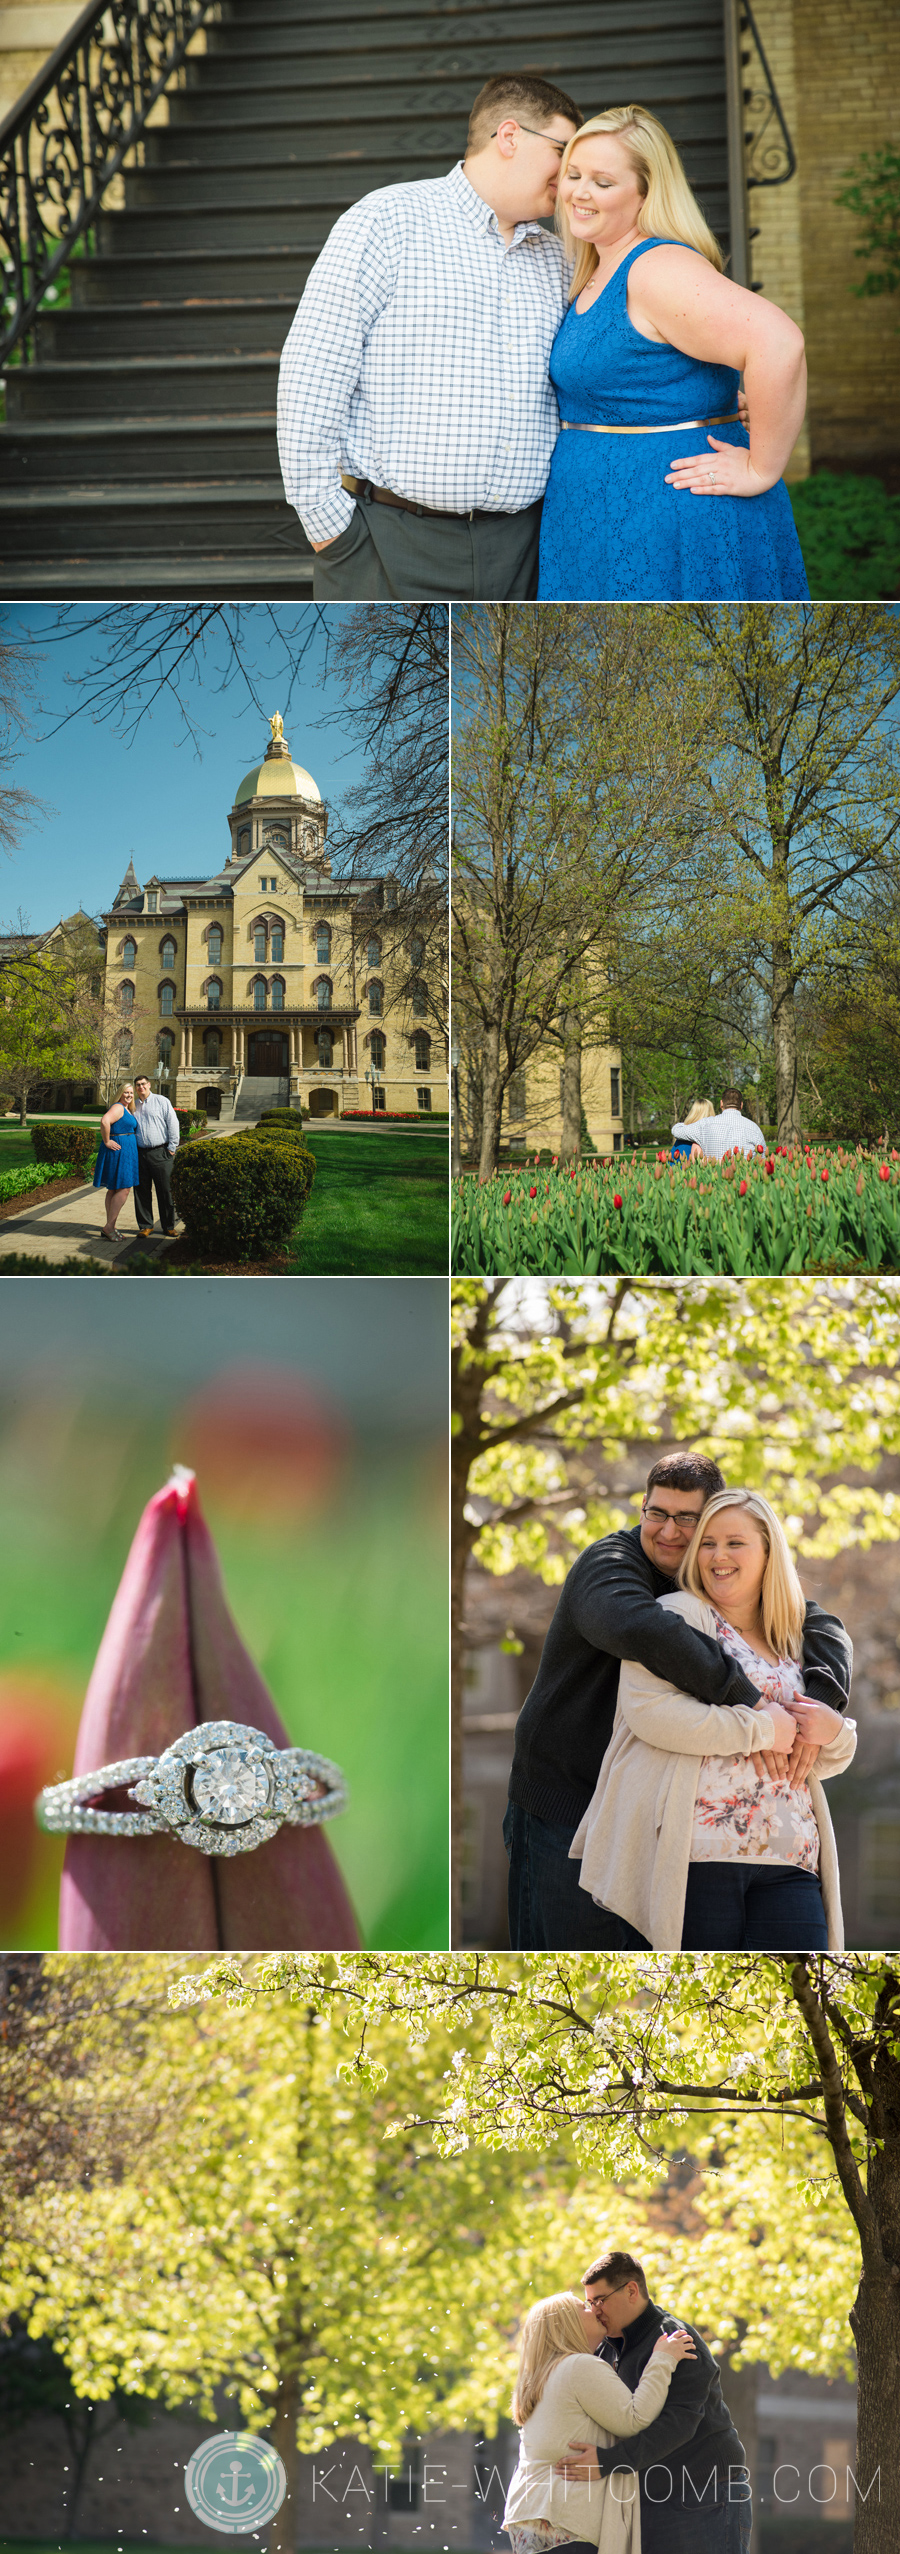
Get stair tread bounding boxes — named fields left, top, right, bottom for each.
left=0, top=480, right=292, bottom=508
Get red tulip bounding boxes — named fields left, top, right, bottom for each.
left=529, top=1186, right=537, bottom=1198
left=59, top=1471, right=359, bottom=1953
left=879, top=1166, right=890, bottom=1182
left=739, top=1180, right=748, bottom=1196
left=613, top=1194, right=623, bottom=1210
left=821, top=1169, right=829, bottom=1183
left=503, top=1190, right=511, bottom=1205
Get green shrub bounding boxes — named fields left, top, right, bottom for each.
left=0, top=1093, right=13, bottom=1115
left=174, top=1107, right=207, bottom=1139
left=30, top=1120, right=99, bottom=1174
left=251, top=1128, right=316, bottom=1205
left=258, top=1105, right=307, bottom=1127
left=0, top=1159, right=73, bottom=1204
left=790, top=470, right=900, bottom=599
left=0, top=1253, right=110, bottom=1273
left=171, top=1132, right=312, bottom=1261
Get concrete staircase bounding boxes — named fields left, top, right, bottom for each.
left=0, top=0, right=733, bottom=596
left=232, top=1075, right=289, bottom=1120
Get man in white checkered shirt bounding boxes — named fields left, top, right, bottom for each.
left=276, top=74, right=580, bottom=603
left=690, top=1085, right=767, bottom=1161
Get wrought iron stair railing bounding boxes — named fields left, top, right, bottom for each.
left=0, top=0, right=222, bottom=364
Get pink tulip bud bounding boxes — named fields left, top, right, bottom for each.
left=59, top=1471, right=359, bottom=1953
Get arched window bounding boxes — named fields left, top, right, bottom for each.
left=208, top=924, right=223, bottom=965
left=160, top=936, right=176, bottom=971
left=367, top=936, right=381, bottom=969
left=410, top=935, right=425, bottom=966
left=159, top=982, right=175, bottom=1016
left=254, top=923, right=267, bottom=962
left=370, top=1030, right=385, bottom=1071
left=368, top=980, right=383, bottom=1017
left=316, top=978, right=332, bottom=1011
left=253, top=979, right=267, bottom=1012
left=118, top=1031, right=132, bottom=1063
left=120, top=981, right=134, bottom=1014
left=158, top=1031, right=174, bottom=1076
left=270, top=978, right=285, bottom=1012
left=411, top=979, right=427, bottom=1018
left=316, top=922, right=331, bottom=963
left=270, top=924, right=284, bottom=964
left=122, top=936, right=137, bottom=967
left=317, top=1027, right=333, bottom=1068
left=205, top=1029, right=221, bottom=1065
left=414, top=1031, right=430, bottom=1071
left=206, top=979, right=222, bottom=1012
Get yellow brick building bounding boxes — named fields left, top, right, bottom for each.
left=100, top=718, right=447, bottom=1121
left=502, top=1040, right=624, bottom=1157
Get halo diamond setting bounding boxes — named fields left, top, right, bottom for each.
left=36, top=1720, right=346, bottom=1856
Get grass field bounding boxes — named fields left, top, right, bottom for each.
left=288, top=1128, right=448, bottom=1274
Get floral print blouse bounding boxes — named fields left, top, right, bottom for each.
left=690, top=1612, right=820, bottom=1870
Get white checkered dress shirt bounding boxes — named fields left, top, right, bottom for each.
left=276, top=161, right=568, bottom=543
left=693, top=1109, right=766, bottom=1160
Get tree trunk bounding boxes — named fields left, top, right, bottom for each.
left=478, top=1022, right=504, bottom=1183
left=558, top=1024, right=582, bottom=1163
left=63, top=2403, right=98, bottom=2540
left=450, top=1433, right=478, bottom=1949
left=270, top=2365, right=301, bottom=2552
left=853, top=2022, right=900, bottom=2554
left=771, top=951, right=800, bottom=1145
left=18, top=1085, right=28, bottom=1127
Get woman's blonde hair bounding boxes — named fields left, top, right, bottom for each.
left=679, top=1488, right=805, bottom=1662
left=557, top=105, right=724, bottom=302
left=511, top=2292, right=594, bottom=2425
left=684, top=1100, right=715, bottom=1124
left=118, top=1084, right=134, bottom=1105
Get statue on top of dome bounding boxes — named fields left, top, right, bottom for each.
left=269, top=712, right=284, bottom=743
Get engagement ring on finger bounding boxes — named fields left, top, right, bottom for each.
left=35, top=1721, right=347, bottom=1856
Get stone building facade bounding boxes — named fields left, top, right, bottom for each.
left=744, top=0, right=900, bottom=476
left=100, top=719, right=447, bottom=1121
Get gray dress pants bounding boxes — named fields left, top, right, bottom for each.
left=311, top=493, right=542, bottom=602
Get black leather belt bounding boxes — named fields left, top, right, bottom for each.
left=343, top=476, right=509, bottom=524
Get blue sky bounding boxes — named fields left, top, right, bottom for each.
left=1, top=606, right=373, bottom=932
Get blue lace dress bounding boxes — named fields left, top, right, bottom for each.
left=93, top=1107, right=140, bottom=1190
left=537, top=238, right=809, bottom=601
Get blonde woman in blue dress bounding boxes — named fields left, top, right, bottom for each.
left=92, top=1083, right=140, bottom=1243
left=538, top=106, right=809, bottom=601
left=504, top=2292, right=696, bottom=2554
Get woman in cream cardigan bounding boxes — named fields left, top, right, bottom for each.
left=570, top=1489, right=856, bottom=1951
left=503, top=2290, right=695, bottom=2554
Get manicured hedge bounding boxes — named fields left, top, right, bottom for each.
left=174, top=1108, right=206, bottom=1138
left=340, top=1109, right=449, bottom=1122
left=251, top=1128, right=316, bottom=1204
left=0, top=1159, right=74, bottom=1204
left=257, top=1106, right=307, bottom=1127
left=171, top=1131, right=314, bottom=1261
left=31, top=1120, right=99, bottom=1174
left=0, top=1253, right=110, bottom=1273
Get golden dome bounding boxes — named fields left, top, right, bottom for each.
left=234, top=727, right=322, bottom=807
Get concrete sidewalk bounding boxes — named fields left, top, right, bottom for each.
left=0, top=1182, right=179, bottom=1267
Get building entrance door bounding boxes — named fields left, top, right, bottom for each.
left=247, top=1032, right=289, bottom=1073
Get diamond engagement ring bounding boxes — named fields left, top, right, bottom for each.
left=35, top=1721, right=347, bottom=1857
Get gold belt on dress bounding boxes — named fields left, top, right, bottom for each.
left=559, top=411, right=742, bottom=436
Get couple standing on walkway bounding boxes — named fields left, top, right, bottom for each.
left=277, top=75, right=809, bottom=603
left=505, top=1451, right=856, bottom=1952
left=92, top=1080, right=180, bottom=1245
left=504, top=2248, right=749, bottom=2554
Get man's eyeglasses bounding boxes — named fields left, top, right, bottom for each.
left=642, top=1504, right=703, bottom=1532
left=491, top=124, right=569, bottom=159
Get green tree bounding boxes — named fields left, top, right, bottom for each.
left=682, top=606, right=900, bottom=1144
left=0, top=1960, right=583, bottom=2549
left=184, top=1952, right=900, bottom=2554
left=450, top=1278, right=900, bottom=1937
left=0, top=918, right=101, bottom=1121
left=452, top=607, right=712, bottom=1179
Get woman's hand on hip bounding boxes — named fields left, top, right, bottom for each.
left=665, top=433, right=778, bottom=498
left=652, top=2326, right=697, bottom=2364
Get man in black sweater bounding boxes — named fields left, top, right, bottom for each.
left=556, top=2249, right=751, bottom=2552
left=504, top=1450, right=852, bottom=1949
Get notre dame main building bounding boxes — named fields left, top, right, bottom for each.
left=100, top=718, right=446, bottom=1120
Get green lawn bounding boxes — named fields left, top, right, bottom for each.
left=0, top=1123, right=97, bottom=1177
left=288, top=1128, right=448, bottom=1274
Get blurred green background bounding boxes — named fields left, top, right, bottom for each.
left=0, top=1279, right=448, bottom=1950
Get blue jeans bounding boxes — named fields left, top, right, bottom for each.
left=503, top=1801, right=625, bottom=1950
left=620, top=1863, right=828, bottom=1952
